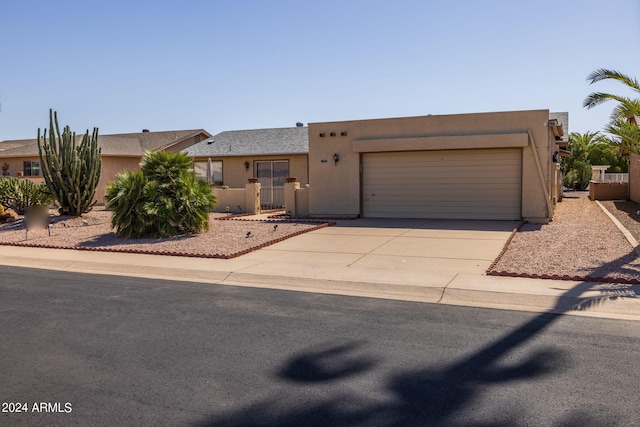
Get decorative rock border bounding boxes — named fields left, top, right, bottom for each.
left=268, top=213, right=359, bottom=221
left=486, top=212, right=640, bottom=284
left=0, top=221, right=334, bottom=260
left=486, top=269, right=640, bottom=285
left=485, top=221, right=525, bottom=274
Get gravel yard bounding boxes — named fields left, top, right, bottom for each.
left=489, top=196, right=640, bottom=282
left=599, top=200, right=640, bottom=244
left=0, top=209, right=328, bottom=258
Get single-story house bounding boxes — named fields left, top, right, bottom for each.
left=304, top=109, right=565, bottom=222
left=0, top=129, right=211, bottom=205
left=183, top=125, right=308, bottom=209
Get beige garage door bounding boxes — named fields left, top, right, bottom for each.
left=362, top=149, right=522, bottom=220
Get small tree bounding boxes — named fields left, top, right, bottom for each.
left=587, top=142, right=628, bottom=172
left=106, top=150, right=216, bottom=238
left=37, top=109, right=101, bottom=216
left=562, top=160, right=592, bottom=191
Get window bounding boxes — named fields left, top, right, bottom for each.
left=23, top=161, right=40, bottom=177
left=193, top=160, right=223, bottom=185
left=255, top=160, right=289, bottom=207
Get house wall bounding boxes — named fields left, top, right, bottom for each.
left=1, top=156, right=41, bottom=177
left=193, top=154, right=308, bottom=188
left=97, top=156, right=143, bottom=205
left=308, top=110, right=554, bottom=222
left=630, top=153, right=640, bottom=203
left=0, top=155, right=142, bottom=206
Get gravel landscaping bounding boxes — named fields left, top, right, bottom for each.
left=1, top=197, right=639, bottom=283
left=489, top=196, right=640, bottom=282
left=599, top=200, right=640, bottom=244
left=0, top=208, right=328, bottom=259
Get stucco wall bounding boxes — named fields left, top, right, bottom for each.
left=308, top=110, right=554, bottom=221
left=295, top=187, right=310, bottom=217
left=630, top=153, right=640, bottom=203
left=213, top=188, right=246, bottom=213
left=192, top=154, right=308, bottom=188
left=0, top=155, right=142, bottom=206
left=0, top=157, right=41, bottom=177
left=589, top=181, right=629, bottom=200
left=97, top=156, right=143, bottom=205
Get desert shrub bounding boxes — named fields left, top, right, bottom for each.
left=0, top=177, right=53, bottom=215
left=106, top=151, right=216, bottom=238
left=0, top=203, right=18, bottom=223
left=563, top=160, right=592, bottom=191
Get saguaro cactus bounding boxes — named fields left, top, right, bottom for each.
left=37, top=109, right=102, bottom=216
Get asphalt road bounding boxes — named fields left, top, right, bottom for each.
left=1, top=265, right=640, bottom=427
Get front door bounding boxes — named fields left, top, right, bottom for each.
left=255, top=160, right=289, bottom=209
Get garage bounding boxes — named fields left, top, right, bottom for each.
left=362, top=148, right=522, bottom=220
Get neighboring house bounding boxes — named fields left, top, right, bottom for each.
left=304, top=109, right=564, bottom=222
left=0, top=129, right=211, bottom=205
left=183, top=125, right=308, bottom=208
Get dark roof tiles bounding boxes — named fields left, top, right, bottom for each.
left=184, top=127, right=308, bottom=157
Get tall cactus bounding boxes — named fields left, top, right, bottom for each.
left=37, top=109, right=102, bottom=216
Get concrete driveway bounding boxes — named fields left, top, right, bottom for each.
left=231, top=218, right=520, bottom=298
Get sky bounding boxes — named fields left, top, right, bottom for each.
left=0, top=0, right=639, bottom=141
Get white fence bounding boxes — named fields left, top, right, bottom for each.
left=598, top=173, right=629, bottom=183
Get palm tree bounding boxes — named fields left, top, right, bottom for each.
left=602, top=117, right=640, bottom=154
left=583, top=69, right=640, bottom=154
left=583, top=69, right=640, bottom=120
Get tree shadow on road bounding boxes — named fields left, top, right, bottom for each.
left=193, top=254, right=638, bottom=426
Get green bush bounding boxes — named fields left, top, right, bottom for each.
left=106, top=151, right=216, bottom=238
left=0, top=177, right=53, bottom=215
left=563, top=160, right=592, bottom=191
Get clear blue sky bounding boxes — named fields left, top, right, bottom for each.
left=1, top=0, right=639, bottom=140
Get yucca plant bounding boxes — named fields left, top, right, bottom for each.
left=106, top=151, right=216, bottom=238
left=0, top=177, right=53, bottom=215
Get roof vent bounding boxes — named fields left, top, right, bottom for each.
left=296, top=122, right=304, bottom=127
left=142, top=129, right=150, bottom=133
left=207, top=139, right=214, bottom=145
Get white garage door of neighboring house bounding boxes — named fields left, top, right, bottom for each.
left=362, top=149, right=522, bottom=220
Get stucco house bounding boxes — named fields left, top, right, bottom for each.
left=183, top=125, right=308, bottom=209
left=295, top=109, right=565, bottom=222
left=0, top=129, right=211, bottom=205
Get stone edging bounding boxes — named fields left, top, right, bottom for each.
left=595, top=200, right=640, bottom=252
left=0, top=222, right=334, bottom=260
left=486, top=204, right=640, bottom=284
left=485, top=221, right=525, bottom=274
left=486, top=270, right=640, bottom=285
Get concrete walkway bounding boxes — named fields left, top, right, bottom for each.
left=0, top=218, right=638, bottom=321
